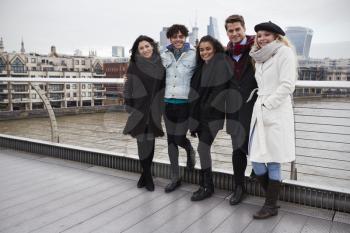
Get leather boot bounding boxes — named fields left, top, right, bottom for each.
left=140, top=157, right=154, bottom=191
left=138, top=159, right=147, bottom=188
left=255, top=173, right=269, bottom=193
left=253, top=180, right=281, bottom=219
left=229, top=184, right=245, bottom=205
left=137, top=172, right=145, bottom=188
left=192, top=169, right=204, bottom=196
left=191, top=167, right=214, bottom=201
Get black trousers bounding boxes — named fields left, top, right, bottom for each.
left=164, top=102, right=192, bottom=180
left=231, top=135, right=247, bottom=186
left=197, top=128, right=218, bottom=170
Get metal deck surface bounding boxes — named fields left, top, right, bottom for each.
left=0, top=148, right=349, bottom=233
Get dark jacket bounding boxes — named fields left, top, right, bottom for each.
left=225, top=45, right=258, bottom=153
left=123, top=61, right=165, bottom=138
left=189, top=54, right=232, bottom=133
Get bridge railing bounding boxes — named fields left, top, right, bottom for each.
left=0, top=77, right=349, bottom=202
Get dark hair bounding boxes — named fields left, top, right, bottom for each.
left=225, top=15, right=245, bottom=30
left=196, top=35, right=225, bottom=65
left=166, top=24, right=189, bottom=38
left=130, top=35, right=159, bottom=62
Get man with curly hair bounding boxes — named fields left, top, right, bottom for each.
left=161, top=24, right=196, bottom=193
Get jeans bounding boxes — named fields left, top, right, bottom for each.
left=252, top=162, right=281, bottom=181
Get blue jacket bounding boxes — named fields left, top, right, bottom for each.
left=161, top=44, right=196, bottom=99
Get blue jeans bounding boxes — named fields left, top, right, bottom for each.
left=252, top=162, right=281, bottom=181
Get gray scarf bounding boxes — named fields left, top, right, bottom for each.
left=135, top=53, right=164, bottom=80
left=249, top=40, right=283, bottom=63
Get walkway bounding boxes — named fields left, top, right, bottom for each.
left=0, top=148, right=349, bottom=233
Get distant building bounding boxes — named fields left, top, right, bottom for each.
left=103, top=60, right=128, bottom=99
left=112, top=46, right=125, bottom=57
left=159, top=27, right=169, bottom=51
left=0, top=39, right=107, bottom=111
left=285, top=26, right=313, bottom=59
left=296, top=58, right=350, bottom=97
left=189, top=26, right=199, bottom=47
left=207, top=17, right=220, bottom=40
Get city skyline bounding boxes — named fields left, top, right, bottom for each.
left=1, top=0, right=349, bottom=58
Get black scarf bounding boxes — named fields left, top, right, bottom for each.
left=135, top=53, right=164, bottom=81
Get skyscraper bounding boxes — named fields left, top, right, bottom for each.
left=285, top=27, right=313, bottom=59
left=159, top=27, right=169, bottom=51
left=189, top=26, right=199, bottom=47
left=112, top=46, right=125, bottom=57
left=207, top=17, right=220, bottom=40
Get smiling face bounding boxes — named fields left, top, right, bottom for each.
left=256, top=30, right=277, bottom=48
left=169, top=31, right=186, bottom=49
left=199, top=41, right=215, bottom=62
left=226, top=22, right=246, bottom=44
left=137, top=40, right=153, bottom=59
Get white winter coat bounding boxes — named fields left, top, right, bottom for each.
left=249, top=45, right=297, bottom=163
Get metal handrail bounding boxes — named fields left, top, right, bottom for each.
left=1, top=77, right=350, bottom=185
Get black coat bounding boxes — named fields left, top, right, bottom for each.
left=225, top=50, right=258, bottom=153
left=123, top=62, right=165, bottom=138
left=189, top=54, right=232, bottom=133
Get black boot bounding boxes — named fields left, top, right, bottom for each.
left=137, top=172, right=145, bottom=188
left=138, top=159, right=147, bottom=188
left=144, top=156, right=154, bottom=191
left=192, top=169, right=204, bottom=196
left=253, top=180, right=281, bottom=219
left=191, top=168, right=214, bottom=201
left=230, top=151, right=247, bottom=205
left=255, top=173, right=269, bottom=193
left=229, top=184, right=246, bottom=205
left=186, top=146, right=196, bottom=170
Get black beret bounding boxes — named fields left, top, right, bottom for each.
left=254, top=21, right=285, bottom=36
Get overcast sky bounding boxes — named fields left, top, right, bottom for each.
left=1, top=0, right=349, bottom=57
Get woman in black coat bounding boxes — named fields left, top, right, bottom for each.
left=189, top=35, right=232, bottom=201
left=123, top=35, right=165, bottom=191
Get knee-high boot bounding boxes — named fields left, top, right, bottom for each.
left=255, top=173, right=269, bottom=193
left=253, top=179, right=281, bottom=219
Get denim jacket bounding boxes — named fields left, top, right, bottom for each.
left=161, top=45, right=196, bottom=99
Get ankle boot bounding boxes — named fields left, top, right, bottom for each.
left=137, top=172, right=145, bottom=188
left=191, top=167, right=214, bottom=201
left=253, top=180, right=281, bottom=219
left=144, top=157, right=154, bottom=191
left=229, top=184, right=245, bottom=205
left=193, top=169, right=204, bottom=196
left=255, top=173, right=269, bottom=193
left=138, top=159, right=148, bottom=188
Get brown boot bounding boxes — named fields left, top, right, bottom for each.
left=253, top=180, right=281, bottom=219
left=255, top=173, right=269, bottom=193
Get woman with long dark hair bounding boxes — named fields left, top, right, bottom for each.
left=123, top=35, right=165, bottom=191
left=189, top=35, right=232, bottom=201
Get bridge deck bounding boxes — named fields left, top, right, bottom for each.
left=0, top=148, right=349, bottom=233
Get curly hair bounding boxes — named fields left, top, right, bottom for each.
left=129, top=35, right=159, bottom=62
left=196, top=35, right=225, bottom=65
left=166, top=24, right=189, bottom=38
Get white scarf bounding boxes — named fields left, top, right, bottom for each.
left=249, top=40, right=283, bottom=63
